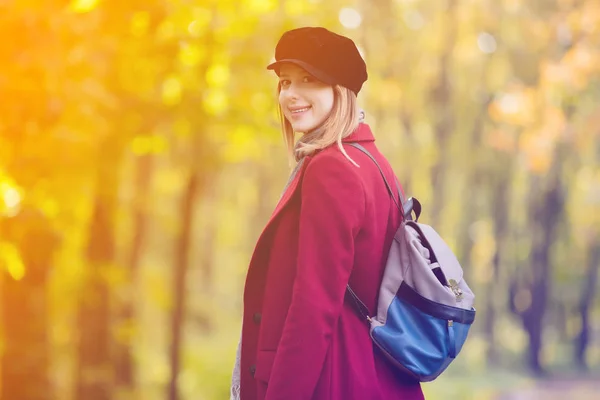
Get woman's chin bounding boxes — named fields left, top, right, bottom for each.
left=292, top=123, right=318, bottom=133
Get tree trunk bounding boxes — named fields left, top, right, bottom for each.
left=195, top=181, right=216, bottom=333
left=533, top=173, right=564, bottom=373
left=521, top=174, right=564, bottom=375
left=75, top=141, right=121, bottom=400
left=574, top=238, right=600, bottom=370
left=166, top=18, right=215, bottom=397
left=485, top=172, right=510, bottom=366
left=114, top=153, right=153, bottom=396
left=456, top=93, right=492, bottom=282
left=168, top=171, right=200, bottom=400
left=429, top=0, right=457, bottom=227
left=1, top=208, right=57, bottom=400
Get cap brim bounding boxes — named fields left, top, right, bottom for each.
left=267, top=59, right=336, bottom=86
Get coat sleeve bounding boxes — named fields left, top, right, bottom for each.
left=265, top=152, right=366, bottom=400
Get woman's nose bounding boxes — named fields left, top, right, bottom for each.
left=283, top=84, right=299, bottom=101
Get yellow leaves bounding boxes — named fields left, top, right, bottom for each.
left=245, top=0, right=277, bottom=14
left=2, top=186, right=21, bottom=212
left=188, top=21, right=203, bottom=37
left=155, top=167, right=187, bottom=196
left=178, top=43, right=206, bottom=67
left=219, top=125, right=264, bottom=163
left=368, top=79, right=404, bottom=111
left=188, top=7, right=213, bottom=37
left=173, top=118, right=192, bottom=138
left=0, top=174, right=22, bottom=217
left=488, top=87, right=537, bottom=127
left=570, top=166, right=600, bottom=237
left=39, top=198, right=60, bottom=219
left=206, top=64, right=230, bottom=88
left=162, top=76, right=182, bottom=106
left=541, top=44, right=600, bottom=91
left=579, top=108, right=600, bottom=145
left=157, top=20, right=176, bottom=42
left=202, top=90, right=229, bottom=116
left=566, top=2, right=600, bottom=36
left=339, top=8, right=363, bottom=29
left=143, top=265, right=172, bottom=311
left=130, top=12, right=151, bottom=38
left=485, top=129, right=517, bottom=153
left=540, top=106, right=566, bottom=140
left=0, top=242, right=26, bottom=281
left=497, top=316, right=529, bottom=353
left=525, top=19, right=552, bottom=46
left=517, top=107, right=566, bottom=174
left=69, top=0, right=99, bottom=13
left=488, top=85, right=569, bottom=174
left=561, top=44, right=599, bottom=89
left=469, top=219, right=496, bottom=285
left=251, top=91, right=272, bottom=114
left=520, top=132, right=553, bottom=174
left=131, top=135, right=168, bottom=155
left=540, top=61, right=571, bottom=87
left=285, top=0, right=316, bottom=17
left=378, top=80, right=404, bottom=109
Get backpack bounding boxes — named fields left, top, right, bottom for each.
left=345, top=143, right=476, bottom=382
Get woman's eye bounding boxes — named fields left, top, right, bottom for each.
left=280, top=79, right=291, bottom=86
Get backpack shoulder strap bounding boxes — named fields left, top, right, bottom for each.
left=346, top=143, right=420, bottom=221
left=347, top=142, right=403, bottom=210
left=344, top=142, right=423, bottom=323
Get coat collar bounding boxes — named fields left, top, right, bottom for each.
left=342, top=123, right=375, bottom=143
left=265, top=123, right=374, bottom=230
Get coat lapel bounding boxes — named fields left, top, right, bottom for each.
left=267, top=156, right=309, bottom=226
left=249, top=123, right=375, bottom=268
left=264, top=122, right=375, bottom=227
left=244, top=157, right=309, bottom=290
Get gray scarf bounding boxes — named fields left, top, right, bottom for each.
left=294, top=109, right=365, bottom=162
left=294, top=126, right=326, bottom=162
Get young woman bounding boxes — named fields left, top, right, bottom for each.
left=231, top=27, right=424, bottom=400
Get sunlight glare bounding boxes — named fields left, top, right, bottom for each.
left=69, top=0, right=100, bottom=13
left=403, top=10, right=424, bottom=30
left=3, top=187, right=21, bottom=209
left=339, top=8, right=362, bottom=29
left=477, top=32, right=497, bottom=54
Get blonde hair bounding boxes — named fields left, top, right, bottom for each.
left=277, top=84, right=360, bottom=167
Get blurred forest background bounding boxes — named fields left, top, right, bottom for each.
left=1, top=0, right=599, bottom=399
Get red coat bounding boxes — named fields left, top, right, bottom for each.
left=241, top=123, right=424, bottom=400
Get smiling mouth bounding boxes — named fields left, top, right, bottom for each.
left=290, top=106, right=311, bottom=114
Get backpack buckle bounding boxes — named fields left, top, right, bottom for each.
left=448, top=279, right=464, bottom=302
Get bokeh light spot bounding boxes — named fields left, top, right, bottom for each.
left=0, top=243, right=26, bottom=281
left=247, top=0, right=277, bottom=14
left=339, top=8, right=362, bottom=29
left=3, top=187, right=21, bottom=209
left=162, top=77, right=182, bottom=106
left=477, top=32, right=497, bottom=54
left=69, top=0, right=99, bottom=13
left=403, top=10, right=425, bottom=30
left=499, top=93, right=520, bottom=114
left=203, top=90, right=228, bottom=116
left=206, top=64, right=230, bottom=88
left=179, top=44, right=203, bottom=67
left=130, top=12, right=150, bottom=37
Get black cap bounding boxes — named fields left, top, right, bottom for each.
left=267, top=27, right=368, bottom=95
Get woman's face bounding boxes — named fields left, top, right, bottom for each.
left=278, top=63, right=334, bottom=133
